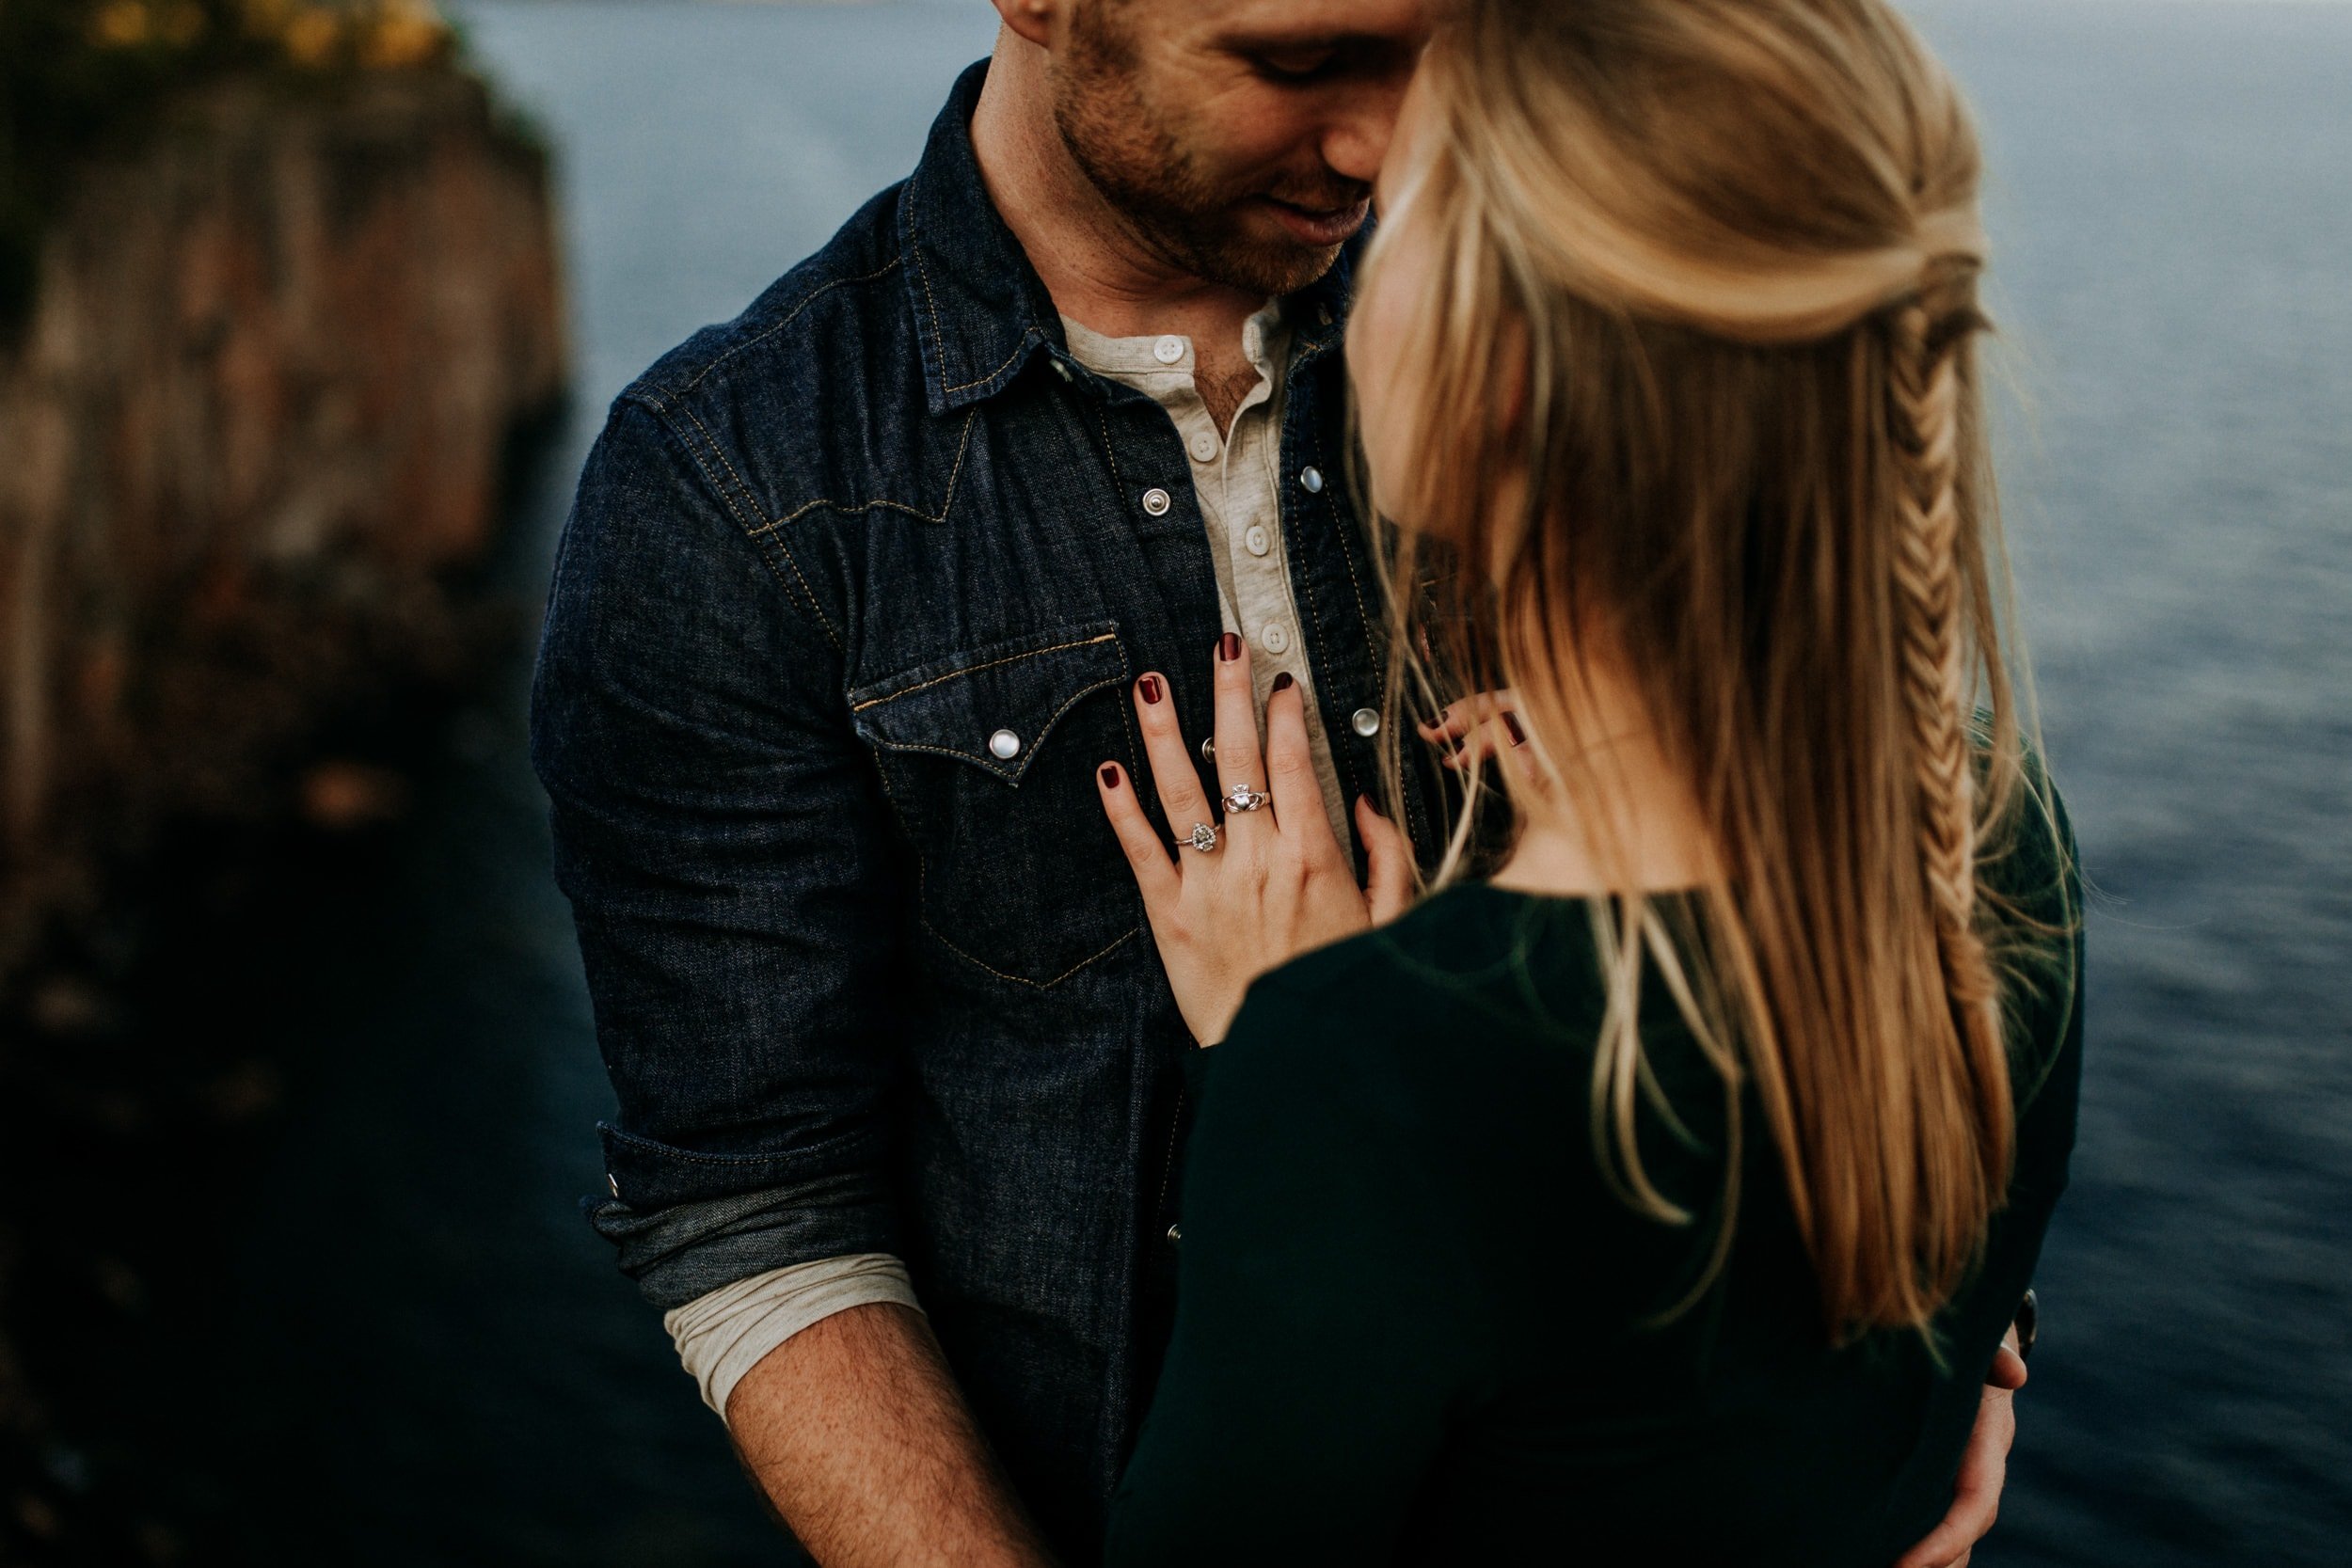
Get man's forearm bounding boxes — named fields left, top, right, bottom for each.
left=724, top=1300, right=1057, bottom=1568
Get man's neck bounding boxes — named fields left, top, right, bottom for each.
left=968, top=25, right=1267, bottom=391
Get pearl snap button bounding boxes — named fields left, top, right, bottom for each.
left=1052, top=358, right=1074, bottom=382
left=989, top=728, right=1022, bottom=760
left=607, top=1171, right=620, bottom=1198
left=1200, top=735, right=1216, bottom=764
left=1300, top=466, right=1325, bottom=494
left=1351, top=706, right=1381, bottom=737
left=1153, top=335, right=1185, bottom=365
left=1189, top=432, right=1218, bottom=462
left=1262, top=624, right=1291, bottom=655
left=1244, top=524, right=1271, bottom=557
left=1142, top=487, right=1172, bottom=516
left=1166, top=1222, right=1183, bottom=1244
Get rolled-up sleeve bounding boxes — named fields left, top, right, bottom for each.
left=530, top=393, right=911, bottom=1310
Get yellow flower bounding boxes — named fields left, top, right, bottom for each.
left=89, top=0, right=151, bottom=47
left=359, top=0, right=451, bottom=70
left=280, top=8, right=341, bottom=67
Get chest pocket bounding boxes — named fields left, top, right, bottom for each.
left=850, top=622, right=1144, bottom=989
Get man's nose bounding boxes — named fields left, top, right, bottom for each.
left=1320, top=80, right=1411, bottom=188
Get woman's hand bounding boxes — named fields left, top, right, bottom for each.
left=1890, top=1324, right=2028, bottom=1568
left=1095, top=633, right=1413, bottom=1047
left=1418, top=687, right=1542, bottom=785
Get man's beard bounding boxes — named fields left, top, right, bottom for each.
left=1049, top=17, right=1365, bottom=297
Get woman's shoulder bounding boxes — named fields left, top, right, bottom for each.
left=1196, top=887, right=1594, bottom=1233
left=1220, top=881, right=1593, bottom=1092
left=1243, top=880, right=1523, bottom=1007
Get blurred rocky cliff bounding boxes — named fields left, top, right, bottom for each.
left=0, top=12, right=567, bottom=979
left=0, top=6, right=567, bottom=1556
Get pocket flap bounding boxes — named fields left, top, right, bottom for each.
left=849, top=623, right=1128, bottom=786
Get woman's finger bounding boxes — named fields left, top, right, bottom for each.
left=1096, top=760, right=1181, bottom=909
left=1357, top=795, right=1415, bottom=925
left=1208, top=632, right=1270, bottom=840
left=1263, top=673, right=1339, bottom=863
left=1438, top=709, right=1530, bottom=769
left=1892, top=1382, right=2014, bottom=1568
left=1416, top=688, right=1519, bottom=743
left=1130, top=672, right=1216, bottom=847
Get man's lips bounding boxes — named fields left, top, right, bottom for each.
left=1260, top=196, right=1373, bottom=247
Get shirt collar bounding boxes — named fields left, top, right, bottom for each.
left=899, top=57, right=1364, bottom=417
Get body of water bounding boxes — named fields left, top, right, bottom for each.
left=198, top=2, right=2352, bottom=1561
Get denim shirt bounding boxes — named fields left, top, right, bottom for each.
left=530, top=59, right=1471, bottom=1560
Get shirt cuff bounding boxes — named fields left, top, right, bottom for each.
left=662, top=1252, right=923, bottom=1421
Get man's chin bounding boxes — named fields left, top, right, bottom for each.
left=1255, top=196, right=1372, bottom=251
left=1193, top=212, right=1357, bottom=297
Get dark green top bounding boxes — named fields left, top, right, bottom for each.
left=1105, top=797, right=2081, bottom=1567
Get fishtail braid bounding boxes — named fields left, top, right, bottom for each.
left=1887, top=268, right=2006, bottom=1072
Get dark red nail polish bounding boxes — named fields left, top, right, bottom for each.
left=1140, top=675, right=1163, bottom=705
left=1272, top=672, right=1294, bottom=692
left=1101, top=764, right=1120, bottom=788
left=1218, top=632, right=1242, bottom=662
left=1502, top=710, right=1527, bottom=747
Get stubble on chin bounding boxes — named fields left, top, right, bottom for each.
left=1047, top=21, right=1343, bottom=298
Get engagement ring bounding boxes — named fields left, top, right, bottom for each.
left=1182, top=821, right=1220, bottom=853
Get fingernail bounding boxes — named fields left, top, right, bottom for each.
left=1271, top=672, right=1294, bottom=692
left=1502, top=710, right=1526, bottom=748
left=1140, top=675, right=1163, bottom=705
left=1101, top=764, right=1120, bottom=788
left=1218, top=632, right=1242, bottom=662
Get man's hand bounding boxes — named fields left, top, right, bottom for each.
left=1892, top=1328, right=2029, bottom=1568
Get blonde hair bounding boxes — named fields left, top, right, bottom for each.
left=1360, top=0, right=2072, bottom=1335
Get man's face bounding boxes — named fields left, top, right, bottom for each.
left=1050, top=0, right=1429, bottom=296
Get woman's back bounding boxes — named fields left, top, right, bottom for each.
left=1104, top=790, right=2080, bottom=1566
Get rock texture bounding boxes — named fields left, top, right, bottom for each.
left=0, top=64, right=566, bottom=971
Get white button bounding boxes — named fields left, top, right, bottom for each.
left=1300, top=467, right=1325, bottom=494
left=1244, top=524, right=1271, bottom=557
left=989, top=728, right=1022, bottom=760
left=1351, top=707, right=1381, bottom=737
left=1262, top=624, right=1291, bottom=655
left=1153, top=335, right=1185, bottom=365
left=1189, top=432, right=1218, bottom=462
left=1142, top=487, right=1172, bottom=515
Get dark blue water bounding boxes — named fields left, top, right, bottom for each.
left=217, top=2, right=2351, bottom=1562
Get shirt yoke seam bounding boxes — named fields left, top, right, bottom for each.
left=749, top=407, right=979, bottom=535
left=664, top=400, right=847, bottom=655
left=662, top=257, right=907, bottom=405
